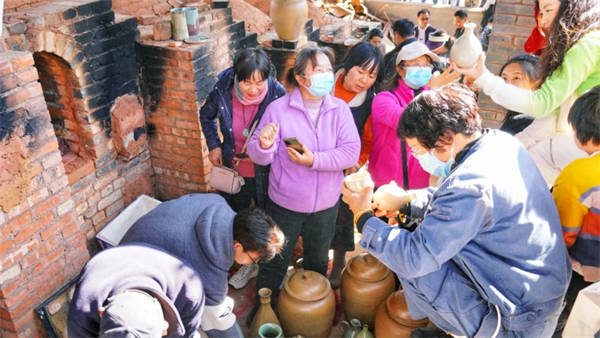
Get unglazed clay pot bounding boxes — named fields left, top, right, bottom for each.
left=278, top=271, right=335, bottom=337
left=270, top=0, right=308, bottom=40
left=375, top=290, right=429, bottom=338
left=372, top=181, right=409, bottom=212
left=249, top=288, right=281, bottom=338
left=450, top=22, right=483, bottom=68
left=341, top=254, right=396, bottom=329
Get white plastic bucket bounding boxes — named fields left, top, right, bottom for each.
left=95, top=194, right=161, bottom=249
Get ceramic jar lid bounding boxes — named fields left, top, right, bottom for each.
left=386, top=290, right=430, bottom=326
left=284, top=271, right=331, bottom=302
left=346, top=254, right=391, bottom=282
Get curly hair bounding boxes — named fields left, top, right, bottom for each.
left=397, top=83, right=481, bottom=150
left=537, top=0, right=600, bottom=82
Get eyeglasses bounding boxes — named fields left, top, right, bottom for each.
left=402, top=64, right=434, bottom=70
left=246, top=251, right=259, bottom=265
left=411, top=147, right=426, bottom=158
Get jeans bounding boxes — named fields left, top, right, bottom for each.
left=255, top=200, right=338, bottom=304
left=222, top=177, right=256, bottom=213
left=330, top=196, right=356, bottom=252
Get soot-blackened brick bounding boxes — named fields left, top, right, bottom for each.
left=96, top=53, right=113, bottom=66
left=75, top=32, right=94, bottom=45
left=92, top=38, right=119, bottom=55
left=100, top=12, right=116, bottom=25
left=92, top=64, right=119, bottom=81
left=89, top=106, right=111, bottom=123
left=88, top=94, right=109, bottom=110
left=74, top=84, right=103, bottom=99
left=76, top=3, right=93, bottom=17
left=69, top=52, right=85, bottom=67
left=74, top=20, right=90, bottom=33
left=87, top=16, right=104, bottom=30
left=93, top=28, right=109, bottom=42
left=92, top=0, right=113, bottom=15
left=83, top=45, right=94, bottom=57
left=117, top=31, right=137, bottom=47
left=63, top=8, right=78, bottom=21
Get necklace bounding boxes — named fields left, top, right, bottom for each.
left=242, top=104, right=258, bottom=137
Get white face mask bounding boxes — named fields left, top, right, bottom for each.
left=414, top=144, right=456, bottom=177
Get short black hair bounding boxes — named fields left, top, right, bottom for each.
left=233, top=48, right=272, bottom=83
left=393, top=18, right=415, bottom=38
left=286, top=46, right=335, bottom=87
left=398, top=83, right=482, bottom=150
left=454, top=9, right=468, bottom=19
left=366, top=27, right=384, bottom=40
left=417, top=9, right=430, bottom=17
left=342, top=42, right=385, bottom=84
left=568, top=86, right=600, bottom=146
left=233, top=207, right=285, bottom=263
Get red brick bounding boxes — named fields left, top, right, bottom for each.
left=0, top=239, right=15, bottom=256
left=33, top=247, right=64, bottom=275
left=34, top=188, right=71, bottom=218
left=40, top=213, right=75, bottom=241
left=8, top=212, right=32, bottom=233
left=61, top=221, right=79, bottom=239
left=14, top=212, right=54, bottom=244
left=0, top=53, right=34, bottom=78
left=1, top=288, right=28, bottom=309
left=16, top=67, right=39, bottom=85
left=0, top=275, right=28, bottom=306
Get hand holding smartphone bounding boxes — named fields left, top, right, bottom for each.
left=283, top=137, right=304, bottom=154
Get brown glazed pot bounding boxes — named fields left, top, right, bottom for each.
left=374, top=290, right=429, bottom=337
left=270, top=0, right=308, bottom=40
left=277, top=271, right=335, bottom=337
left=249, top=288, right=281, bottom=338
left=340, top=254, right=396, bottom=329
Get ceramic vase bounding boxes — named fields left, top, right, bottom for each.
left=340, top=319, right=362, bottom=338
left=249, top=288, right=281, bottom=338
left=183, top=7, right=200, bottom=36
left=270, top=0, right=308, bottom=40
left=278, top=271, right=335, bottom=337
left=341, top=254, right=396, bottom=329
left=450, top=22, right=482, bottom=68
left=374, top=290, right=429, bottom=337
left=170, top=8, right=189, bottom=41
left=355, top=325, right=374, bottom=338
left=258, top=323, right=283, bottom=338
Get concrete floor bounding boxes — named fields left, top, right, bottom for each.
left=222, top=234, right=367, bottom=338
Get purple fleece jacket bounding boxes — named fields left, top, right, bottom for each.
left=247, top=88, right=360, bottom=213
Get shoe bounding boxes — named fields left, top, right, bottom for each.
left=228, top=264, right=258, bottom=289
left=409, top=328, right=452, bottom=338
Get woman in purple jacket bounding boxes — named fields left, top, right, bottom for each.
left=246, top=46, right=361, bottom=321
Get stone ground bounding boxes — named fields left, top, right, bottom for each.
left=200, top=233, right=367, bottom=338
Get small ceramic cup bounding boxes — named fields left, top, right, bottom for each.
left=344, top=171, right=373, bottom=193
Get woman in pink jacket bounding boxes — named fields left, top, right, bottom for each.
left=370, top=42, right=445, bottom=189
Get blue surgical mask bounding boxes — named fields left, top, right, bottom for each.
left=302, top=72, right=334, bottom=97
left=404, top=66, right=432, bottom=88
left=415, top=146, right=455, bottom=178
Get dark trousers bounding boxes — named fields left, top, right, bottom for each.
left=331, top=196, right=356, bottom=252
left=255, top=200, right=338, bottom=304
left=553, top=270, right=593, bottom=337
left=223, top=177, right=256, bottom=213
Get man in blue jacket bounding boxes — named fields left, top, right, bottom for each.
left=68, top=244, right=205, bottom=338
left=342, top=84, right=570, bottom=337
left=120, top=194, right=285, bottom=338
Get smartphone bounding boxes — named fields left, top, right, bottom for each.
left=235, top=153, right=249, bottom=159
left=283, top=137, right=304, bottom=154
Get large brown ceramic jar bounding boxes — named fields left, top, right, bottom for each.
left=277, top=271, right=335, bottom=337
left=340, top=254, right=395, bottom=328
left=374, top=290, right=429, bottom=337
left=270, top=0, right=308, bottom=40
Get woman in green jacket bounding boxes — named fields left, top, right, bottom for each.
left=453, top=0, right=600, bottom=186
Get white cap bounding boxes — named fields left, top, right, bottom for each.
left=396, top=42, right=441, bottom=66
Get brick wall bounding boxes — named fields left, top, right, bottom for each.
left=0, top=50, right=89, bottom=338
left=1, top=1, right=155, bottom=336
left=478, top=0, right=536, bottom=128
left=138, top=7, right=257, bottom=200
left=112, top=0, right=186, bottom=17
left=3, top=0, right=52, bottom=13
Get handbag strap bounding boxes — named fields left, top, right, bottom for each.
left=233, top=120, right=259, bottom=170
left=401, top=140, right=410, bottom=191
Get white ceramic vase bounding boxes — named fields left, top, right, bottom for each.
left=450, top=22, right=482, bottom=68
